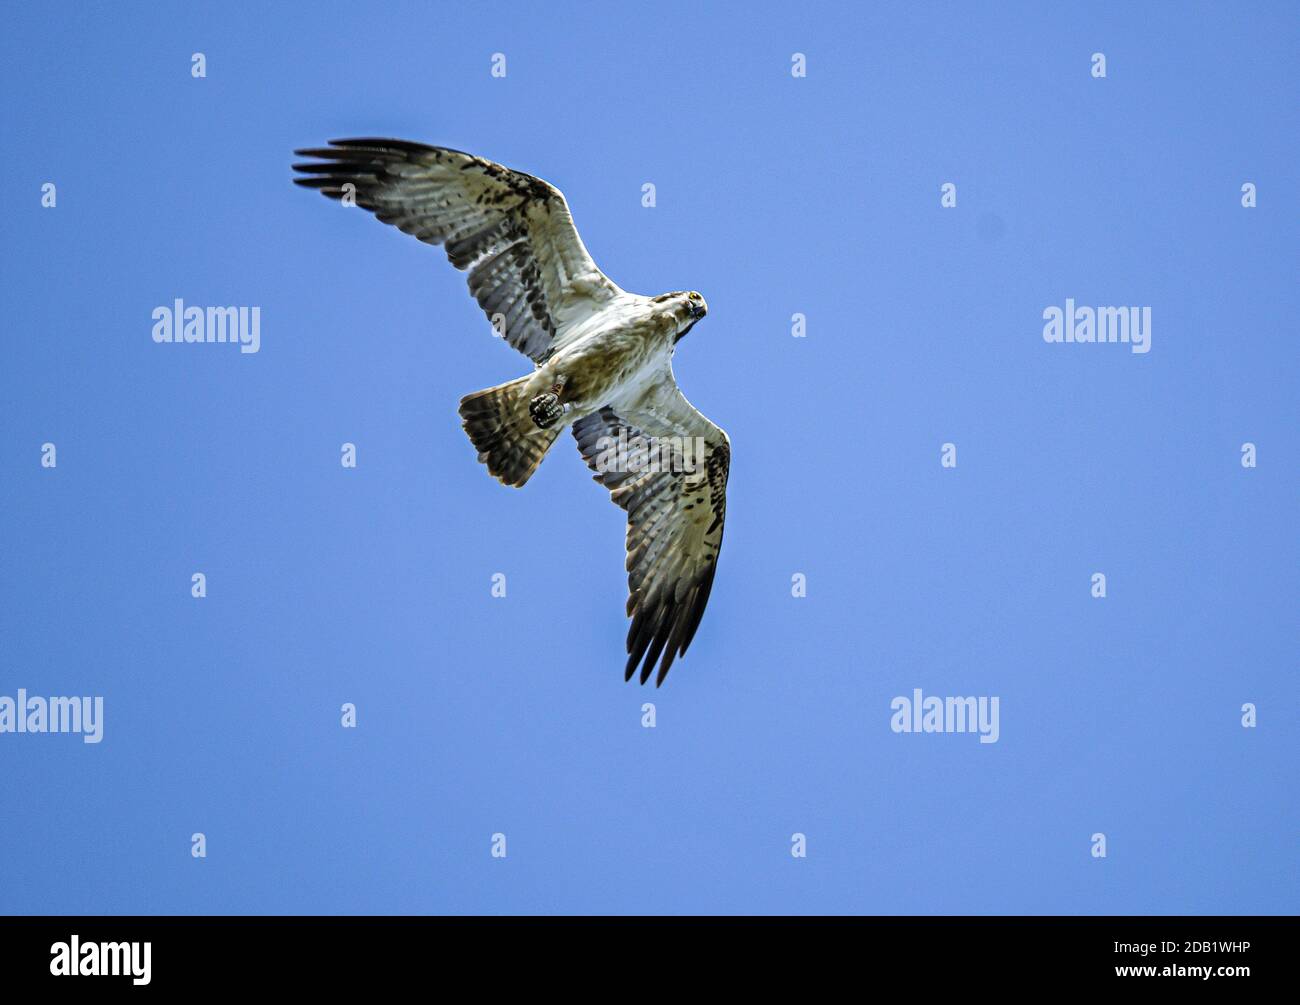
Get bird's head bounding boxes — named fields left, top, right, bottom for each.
left=661, top=290, right=707, bottom=342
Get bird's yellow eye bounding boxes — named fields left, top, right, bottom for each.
left=689, top=292, right=700, bottom=300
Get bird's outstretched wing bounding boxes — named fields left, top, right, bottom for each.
left=293, top=139, right=624, bottom=363
left=572, top=379, right=730, bottom=686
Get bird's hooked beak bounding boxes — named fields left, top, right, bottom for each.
left=687, top=296, right=708, bottom=320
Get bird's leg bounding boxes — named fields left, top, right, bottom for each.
left=529, top=373, right=569, bottom=430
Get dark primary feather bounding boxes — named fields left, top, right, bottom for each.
left=292, top=138, right=621, bottom=362
left=573, top=397, right=730, bottom=686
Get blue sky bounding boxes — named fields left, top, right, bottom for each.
left=0, top=1, right=1295, bottom=914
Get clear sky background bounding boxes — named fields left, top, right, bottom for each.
left=1, top=1, right=1295, bottom=915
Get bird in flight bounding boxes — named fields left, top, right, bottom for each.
left=293, top=140, right=730, bottom=685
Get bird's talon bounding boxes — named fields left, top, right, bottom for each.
left=529, top=392, right=563, bottom=429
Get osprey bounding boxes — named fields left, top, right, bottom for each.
left=293, top=139, right=730, bottom=685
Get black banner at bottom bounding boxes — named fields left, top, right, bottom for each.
left=0, top=915, right=1281, bottom=988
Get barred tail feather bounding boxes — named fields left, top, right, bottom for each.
left=458, top=375, right=561, bottom=487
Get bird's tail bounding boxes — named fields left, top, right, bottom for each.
left=458, top=374, right=562, bottom=487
